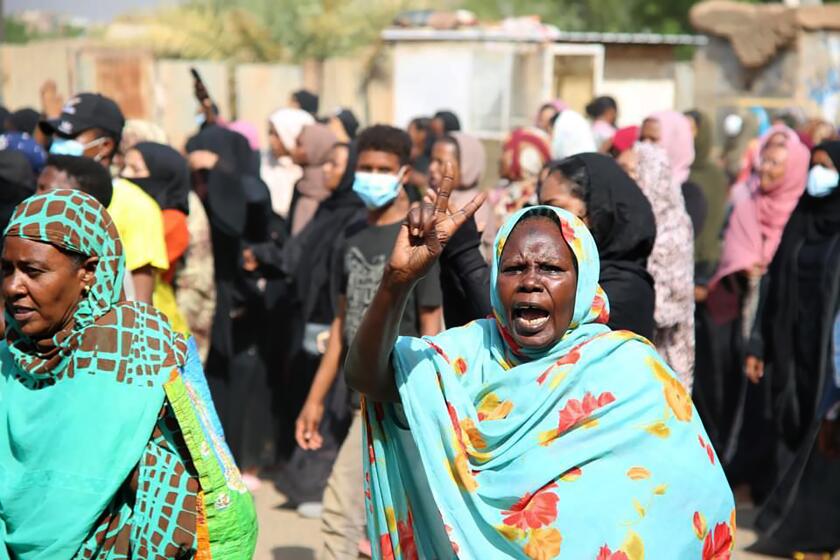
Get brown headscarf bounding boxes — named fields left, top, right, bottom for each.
left=290, top=123, right=337, bottom=235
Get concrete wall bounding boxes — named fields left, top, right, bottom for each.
left=0, top=39, right=83, bottom=111
left=235, top=63, right=303, bottom=148
left=602, top=44, right=681, bottom=126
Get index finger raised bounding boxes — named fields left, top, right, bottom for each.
left=435, top=160, right=456, bottom=215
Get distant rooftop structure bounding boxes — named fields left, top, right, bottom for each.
left=381, top=27, right=708, bottom=47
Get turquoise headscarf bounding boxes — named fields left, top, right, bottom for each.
left=363, top=206, right=735, bottom=559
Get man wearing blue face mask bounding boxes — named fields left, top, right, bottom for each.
left=295, top=124, right=443, bottom=558
left=38, top=93, right=168, bottom=304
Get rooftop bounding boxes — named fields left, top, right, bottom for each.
left=381, top=27, right=708, bottom=47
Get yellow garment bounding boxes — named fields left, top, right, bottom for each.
left=154, top=276, right=190, bottom=335
left=108, top=178, right=170, bottom=272
left=110, top=179, right=187, bottom=330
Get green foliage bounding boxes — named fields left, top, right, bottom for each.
left=3, top=16, right=86, bottom=44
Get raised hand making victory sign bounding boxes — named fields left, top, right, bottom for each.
left=387, top=160, right=487, bottom=286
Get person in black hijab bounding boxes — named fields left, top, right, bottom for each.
left=431, top=110, right=461, bottom=138
left=0, top=150, right=35, bottom=234
left=6, top=108, right=40, bottom=135
left=291, top=89, right=319, bottom=118
left=127, top=142, right=190, bottom=214
left=272, top=142, right=365, bottom=511
left=186, top=124, right=277, bottom=483
left=538, top=152, right=656, bottom=339
left=743, top=140, right=840, bottom=557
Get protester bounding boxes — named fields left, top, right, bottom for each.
left=350, top=198, right=734, bottom=558
left=535, top=100, right=567, bottom=135
left=36, top=154, right=113, bottom=206
left=121, top=142, right=191, bottom=334
left=641, top=110, right=707, bottom=235
left=0, top=151, right=36, bottom=235
left=746, top=141, right=840, bottom=557
left=187, top=123, right=277, bottom=488
left=430, top=109, right=461, bottom=138
left=609, top=125, right=640, bottom=157
left=5, top=108, right=39, bottom=135
left=293, top=125, right=443, bottom=559
left=263, top=108, right=313, bottom=220
left=0, top=189, right=257, bottom=558
left=550, top=107, right=597, bottom=160
left=696, top=126, right=809, bottom=477
left=491, top=126, right=551, bottom=225
left=292, top=89, right=320, bottom=118
left=429, top=132, right=491, bottom=248
left=327, top=108, right=360, bottom=142
left=117, top=119, right=217, bottom=361
left=406, top=116, right=433, bottom=194
left=271, top=143, right=363, bottom=516
left=686, top=110, right=729, bottom=289
left=586, top=95, right=618, bottom=150
left=38, top=93, right=168, bottom=305
left=1, top=131, right=46, bottom=175
left=289, top=121, right=338, bottom=235
left=627, top=142, right=696, bottom=389
left=539, top=153, right=656, bottom=339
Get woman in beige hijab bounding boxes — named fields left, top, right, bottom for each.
left=288, top=123, right=338, bottom=235
left=262, top=108, right=313, bottom=220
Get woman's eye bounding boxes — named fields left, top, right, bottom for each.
left=502, top=264, right=525, bottom=273
left=540, top=264, right=562, bottom=273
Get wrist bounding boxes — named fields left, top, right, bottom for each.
left=382, top=265, right=419, bottom=292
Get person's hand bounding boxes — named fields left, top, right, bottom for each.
left=295, top=400, right=325, bottom=450
left=386, top=162, right=486, bottom=286
left=242, top=248, right=258, bottom=272
left=188, top=150, right=219, bottom=171
left=40, top=80, right=64, bottom=119
left=694, top=285, right=709, bottom=303
left=745, top=355, right=764, bottom=384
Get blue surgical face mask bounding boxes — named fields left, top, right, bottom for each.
left=49, top=136, right=107, bottom=160
left=807, top=164, right=839, bottom=198
left=352, top=169, right=404, bottom=210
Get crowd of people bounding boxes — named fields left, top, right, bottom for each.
left=0, top=78, right=837, bottom=560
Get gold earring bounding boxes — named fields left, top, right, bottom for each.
left=83, top=285, right=91, bottom=296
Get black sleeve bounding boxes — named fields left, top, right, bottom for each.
left=415, top=261, right=443, bottom=309
left=746, top=274, right=770, bottom=359
left=439, top=217, right=491, bottom=320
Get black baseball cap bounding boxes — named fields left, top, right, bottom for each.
left=39, top=93, right=125, bottom=141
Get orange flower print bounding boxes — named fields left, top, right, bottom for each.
left=591, top=292, right=610, bottom=325
left=559, top=219, right=584, bottom=256
left=524, top=527, right=562, bottom=560
left=693, top=511, right=708, bottom=540
left=453, top=357, right=468, bottom=375
left=502, top=482, right=559, bottom=531
left=452, top=450, right=479, bottom=492
left=477, top=392, right=514, bottom=421
left=461, top=418, right=487, bottom=450
left=425, top=340, right=451, bottom=363
left=559, top=466, right=582, bottom=482
left=698, top=435, right=716, bottom=465
left=379, top=532, right=395, bottom=560
left=556, top=391, right=615, bottom=434
left=626, top=467, right=651, bottom=481
left=648, top=357, right=693, bottom=421
left=702, top=522, right=733, bottom=560
left=597, top=546, right=629, bottom=560
left=397, top=512, right=418, bottom=560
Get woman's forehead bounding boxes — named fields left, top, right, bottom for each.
left=502, top=217, right=568, bottom=256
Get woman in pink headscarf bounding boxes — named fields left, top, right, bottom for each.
left=695, top=126, right=809, bottom=474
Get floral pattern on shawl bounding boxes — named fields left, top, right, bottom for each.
left=362, top=206, right=734, bottom=558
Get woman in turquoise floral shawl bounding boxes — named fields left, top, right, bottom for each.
left=346, top=166, right=735, bottom=559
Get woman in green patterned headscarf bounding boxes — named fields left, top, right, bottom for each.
left=0, top=190, right=256, bottom=559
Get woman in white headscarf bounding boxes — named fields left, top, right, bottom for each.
left=262, top=108, right=314, bottom=219
left=551, top=108, right=597, bottom=159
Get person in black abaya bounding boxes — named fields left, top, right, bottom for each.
left=186, top=124, right=277, bottom=486
left=538, top=153, right=656, bottom=339
left=270, top=143, right=365, bottom=510
left=745, top=141, right=840, bottom=558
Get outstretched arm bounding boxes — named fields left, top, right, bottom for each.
left=344, top=163, right=486, bottom=402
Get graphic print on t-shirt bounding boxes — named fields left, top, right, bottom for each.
left=343, top=246, right=388, bottom=343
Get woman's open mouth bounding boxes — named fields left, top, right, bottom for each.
left=512, top=303, right=551, bottom=335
